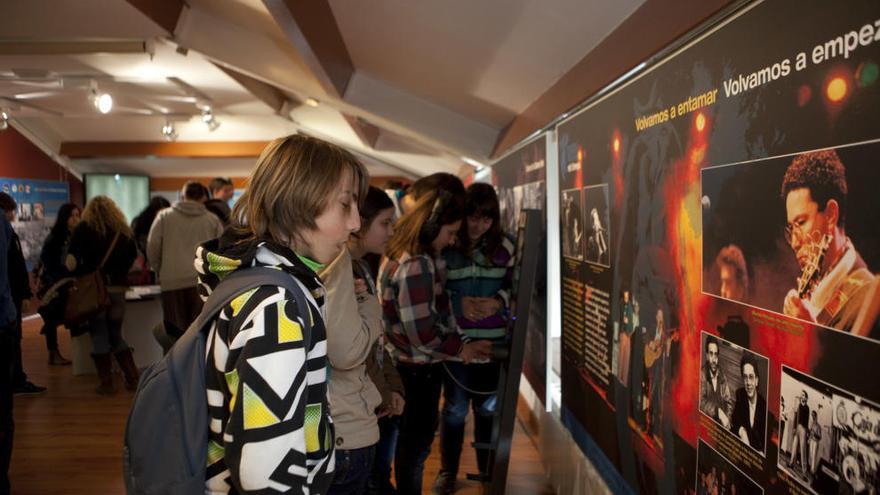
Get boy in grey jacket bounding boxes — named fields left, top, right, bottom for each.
left=147, top=182, right=224, bottom=347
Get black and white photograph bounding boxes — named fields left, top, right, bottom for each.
left=698, top=332, right=769, bottom=455
left=696, top=439, right=763, bottom=495
left=778, top=366, right=880, bottom=494
left=582, top=184, right=610, bottom=267
left=561, top=187, right=584, bottom=261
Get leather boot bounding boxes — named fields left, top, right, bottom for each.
left=48, top=349, right=72, bottom=366
left=91, top=353, right=116, bottom=395
left=114, top=347, right=140, bottom=391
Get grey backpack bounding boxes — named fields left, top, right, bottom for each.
left=123, top=267, right=310, bottom=494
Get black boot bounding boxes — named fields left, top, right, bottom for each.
left=91, top=353, right=116, bottom=395
left=114, top=348, right=140, bottom=391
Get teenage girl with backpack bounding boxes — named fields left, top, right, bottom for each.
left=197, top=135, right=367, bottom=494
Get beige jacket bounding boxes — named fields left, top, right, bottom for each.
left=146, top=201, right=224, bottom=291
left=320, top=248, right=383, bottom=450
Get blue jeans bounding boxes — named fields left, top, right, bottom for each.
left=395, top=363, right=443, bottom=495
left=439, top=361, right=499, bottom=477
left=328, top=445, right=375, bottom=495
left=368, top=415, right=399, bottom=494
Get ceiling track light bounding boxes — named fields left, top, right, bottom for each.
left=161, top=120, right=178, bottom=141
left=88, top=81, right=113, bottom=114
left=200, top=107, right=220, bottom=132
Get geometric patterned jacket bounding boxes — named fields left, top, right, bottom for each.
left=196, top=233, right=334, bottom=494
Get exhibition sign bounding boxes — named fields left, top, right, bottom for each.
left=556, top=0, right=880, bottom=493
left=0, top=178, right=70, bottom=269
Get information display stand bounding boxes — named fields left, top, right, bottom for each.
left=474, top=209, right=542, bottom=495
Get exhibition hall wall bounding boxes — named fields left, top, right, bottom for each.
left=547, top=0, right=880, bottom=493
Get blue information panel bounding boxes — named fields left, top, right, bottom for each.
left=1, top=178, right=71, bottom=269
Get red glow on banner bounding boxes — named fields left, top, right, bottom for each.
left=695, top=112, right=706, bottom=133
left=612, top=133, right=624, bottom=209
left=574, top=146, right=585, bottom=189
left=661, top=122, right=710, bottom=444
left=797, top=84, right=812, bottom=107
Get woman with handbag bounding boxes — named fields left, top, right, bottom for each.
left=36, top=203, right=80, bottom=365
left=65, top=196, right=138, bottom=394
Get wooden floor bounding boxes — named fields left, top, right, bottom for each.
left=10, top=317, right=553, bottom=494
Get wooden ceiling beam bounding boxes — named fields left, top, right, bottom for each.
left=0, top=40, right=152, bottom=56
left=125, top=0, right=186, bottom=35
left=213, top=63, right=300, bottom=117
left=60, top=141, right=268, bottom=159
left=262, top=0, right=354, bottom=98
left=342, top=114, right=381, bottom=149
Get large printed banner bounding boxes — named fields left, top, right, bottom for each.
left=0, top=178, right=70, bottom=269
left=492, top=136, right=548, bottom=402
left=556, top=1, right=880, bottom=493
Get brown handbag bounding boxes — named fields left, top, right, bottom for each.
left=64, top=231, right=121, bottom=326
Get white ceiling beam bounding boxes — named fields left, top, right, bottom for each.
left=344, top=72, right=500, bottom=160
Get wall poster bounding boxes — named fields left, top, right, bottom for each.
left=0, top=178, right=71, bottom=269
left=492, top=135, right=548, bottom=403
left=556, top=1, right=880, bottom=493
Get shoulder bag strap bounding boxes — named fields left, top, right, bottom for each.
left=98, top=231, right=122, bottom=270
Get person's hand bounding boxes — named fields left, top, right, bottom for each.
left=459, top=340, right=493, bottom=364
left=477, top=297, right=501, bottom=317
left=717, top=409, right=730, bottom=429
left=461, top=296, right=482, bottom=321
left=377, top=392, right=405, bottom=418
left=390, top=392, right=405, bottom=416
left=737, top=426, right=749, bottom=444
left=783, top=290, right=816, bottom=322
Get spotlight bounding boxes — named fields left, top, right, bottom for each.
left=161, top=121, right=178, bottom=141
left=0, top=110, right=8, bottom=131
left=201, top=107, right=220, bottom=132
left=89, top=87, right=113, bottom=114
left=305, top=97, right=320, bottom=107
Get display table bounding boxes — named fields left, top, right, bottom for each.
left=71, top=285, right=164, bottom=376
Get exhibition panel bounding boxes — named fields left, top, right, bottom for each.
left=556, top=0, right=880, bottom=493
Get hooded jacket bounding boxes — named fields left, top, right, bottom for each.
left=319, top=248, right=383, bottom=450
left=197, top=230, right=334, bottom=495
left=147, top=200, right=224, bottom=291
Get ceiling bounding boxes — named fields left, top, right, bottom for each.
left=0, top=0, right=644, bottom=180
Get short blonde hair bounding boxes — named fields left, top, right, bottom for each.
left=82, top=196, right=132, bottom=238
left=232, top=134, right=368, bottom=244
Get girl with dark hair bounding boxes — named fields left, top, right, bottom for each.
left=435, top=183, right=514, bottom=492
left=131, top=196, right=170, bottom=256
left=319, top=186, right=401, bottom=495
left=346, top=187, right=405, bottom=495
left=378, top=187, right=492, bottom=495
left=36, top=202, right=81, bottom=365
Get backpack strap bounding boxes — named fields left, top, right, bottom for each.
left=195, top=266, right=312, bottom=335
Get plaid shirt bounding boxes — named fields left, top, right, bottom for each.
left=378, top=252, right=465, bottom=364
